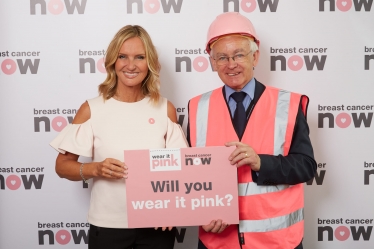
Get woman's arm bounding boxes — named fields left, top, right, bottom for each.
left=55, top=101, right=127, bottom=181
left=167, top=100, right=178, bottom=123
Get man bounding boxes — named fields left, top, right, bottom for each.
left=187, top=12, right=317, bottom=249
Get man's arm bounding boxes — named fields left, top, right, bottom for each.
left=253, top=105, right=317, bottom=185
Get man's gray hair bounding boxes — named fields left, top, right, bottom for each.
left=210, top=36, right=259, bottom=56
left=249, top=39, right=259, bottom=54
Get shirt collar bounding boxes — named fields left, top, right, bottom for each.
left=224, top=78, right=255, bottom=102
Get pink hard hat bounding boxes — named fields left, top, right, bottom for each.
left=205, top=12, right=260, bottom=54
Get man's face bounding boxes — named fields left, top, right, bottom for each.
left=210, top=35, right=259, bottom=91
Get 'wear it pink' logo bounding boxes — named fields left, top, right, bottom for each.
left=150, top=149, right=181, bottom=172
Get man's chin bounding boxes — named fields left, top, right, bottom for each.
left=223, top=81, right=245, bottom=90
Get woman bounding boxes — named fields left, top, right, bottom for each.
left=50, top=25, right=188, bottom=249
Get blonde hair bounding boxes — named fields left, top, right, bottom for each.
left=99, top=25, right=160, bottom=103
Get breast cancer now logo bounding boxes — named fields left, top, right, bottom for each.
left=223, top=0, right=279, bottom=12
left=38, top=222, right=89, bottom=245
left=319, top=0, right=373, bottom=12
left=79, top=50, right=106, bottom=74
left=126, top=0, right=183, bottom=14
left=270, top=47, right=327, bottom=71
left=185, top=154, right=212, bottom=166
left=318, top=218, right=373, bottom=241
left=318, top=104, right=373, bottom=128
left=0, top=168, right=44, bottom=190
left=34, top=108, right=76, bottom=132
left=175, top=48, right=212, bottom=73
left=150, top=149, right=181, bottom=171
left=30, top=0, right=87, bottom=15
left=1, top=51, right=40, bottom=75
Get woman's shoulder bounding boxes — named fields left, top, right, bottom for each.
left=74, top=95, right=104, bottom=124
left=73, top=101, right=91, bottom=124
left=76, top=95, right=107, bottom=123
left=164, top=98, right=177, bottom=123
left=87, top=95, right=105, bottom=105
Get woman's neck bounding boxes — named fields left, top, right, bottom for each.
left=114, top=85, right=145, bottom=103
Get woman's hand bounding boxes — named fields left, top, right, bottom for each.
left=95, top=158, right=128, bottom=179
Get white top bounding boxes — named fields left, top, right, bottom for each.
left=50, top=96, right=188, bottom=228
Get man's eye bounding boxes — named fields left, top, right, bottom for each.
left=218, top=56, right=228, bottom=61
left=235, top=54, right=245, bottom=59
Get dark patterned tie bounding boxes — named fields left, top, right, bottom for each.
left=231, top=92, right=247, bottom=138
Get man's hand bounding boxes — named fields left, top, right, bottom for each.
left=154, top=227, right=173, bottom=231
left=202, top=220, right=228, bottom=233
left=225, top=141, right=261, bottom=171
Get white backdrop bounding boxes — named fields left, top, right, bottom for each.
left=1, top=0, right=374, bottom=248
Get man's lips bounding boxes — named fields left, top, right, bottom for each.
left=227, top=72, right=241, bottom=76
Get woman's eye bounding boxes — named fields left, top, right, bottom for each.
left=136, top=55, right=145, bottom=60
left=118, top=55, right=126, bottom=59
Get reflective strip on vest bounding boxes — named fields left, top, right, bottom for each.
left=274, top=89, right=291, bottom=156
left=239, top=208, right=304, bottom=233
left=196, top=91, right=213, bottom=147
left=237, top=90, right=292, bottom=197
left=238, top=182, right=289, bottom=196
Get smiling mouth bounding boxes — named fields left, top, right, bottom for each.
left=227, top=72, right=240, bottom=76
left=124, top=72, right=139, bottom=78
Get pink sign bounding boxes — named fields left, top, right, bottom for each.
left=124, top=146, right=239, bottom=228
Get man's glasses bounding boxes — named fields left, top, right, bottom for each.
left=213, top=51, right=252, bottom=66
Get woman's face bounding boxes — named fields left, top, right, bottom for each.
left=115, top=37, right=149, bottom=90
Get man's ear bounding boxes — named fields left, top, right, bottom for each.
left=253, top=50, right=260, bottom=67
left=209, top=56, right=217, bottom=72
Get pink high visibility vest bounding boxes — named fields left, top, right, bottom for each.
left=189, top=86, right=308, bottom=249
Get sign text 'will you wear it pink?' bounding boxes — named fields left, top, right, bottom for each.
left=124, top=146, right=239, bottom=228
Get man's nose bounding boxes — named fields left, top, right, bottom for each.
left=227, top=57, right=237, bottom=68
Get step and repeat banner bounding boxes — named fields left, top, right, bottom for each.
left=0, top=0, right=373, bottom=248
